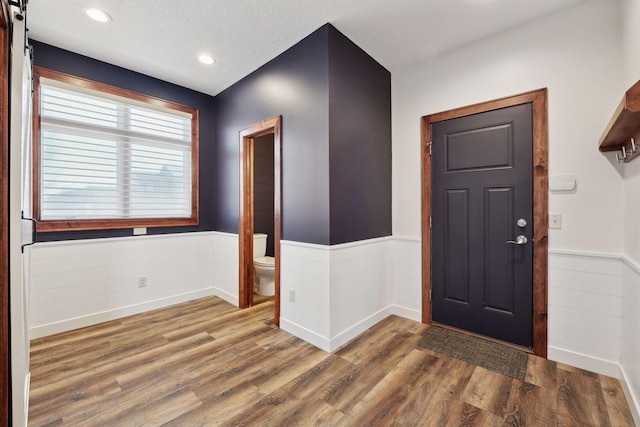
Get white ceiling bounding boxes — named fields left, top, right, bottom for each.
left=27, top=0, right=587, bottom=96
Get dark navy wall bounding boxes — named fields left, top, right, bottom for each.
left=31, top=41, right=216, bottom=242
left=214, top=26, right=331, bottom=245
left=328, top=27, right=392, bottom=244
left=253, top=134, right=275, bottom=257
left=214, top=24, right=391, bottom=246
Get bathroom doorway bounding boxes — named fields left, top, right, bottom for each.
left=238, top=116, right=282, bottom=326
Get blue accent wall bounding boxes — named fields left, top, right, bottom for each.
left=213, top=25, right=331, bottom=244
left=31, top=40, right=216, bottom=242
left=214, top=24, right=391, bottom=245
left=328, top=26, right=392, bottom=244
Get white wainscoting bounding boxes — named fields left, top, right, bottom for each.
left=547, top=250, right=623, bottom=377
left=279, top=237, right=394, bottom=352
left=211, top=232, right=239, bottom=306
left=391, top=236, right=422, bottom=321
left=30, top=232, right=236, bottom=339
left=329, top=237, right=394, bottom=350
left=621, top=256, right=640, bottom=425
left=279, top=240, right=332, bottom=347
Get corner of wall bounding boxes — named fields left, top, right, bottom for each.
left=620, top=256, right=640, bottom=425
left=279, top=237, right=394, bottom=353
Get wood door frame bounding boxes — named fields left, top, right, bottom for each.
left=0, top=1, right=10, bottom=423
left=421, top=89, right=548, bottom=357
left=239, top=116, right=282, bottom=326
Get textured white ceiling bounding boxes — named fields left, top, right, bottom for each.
left=27, top=0, right=587, bottom=96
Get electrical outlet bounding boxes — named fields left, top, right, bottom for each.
left=133, top=227, right=147, bottom=235
left=289, top=289, right=295, bottom=303
left=549, top=214, right=562, bottom=229
left=138, top=276, right=147, bottom=288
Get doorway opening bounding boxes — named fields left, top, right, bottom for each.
left=238, top=116, right=282, bottom=326
left=421, top=89, right=548, bottom=357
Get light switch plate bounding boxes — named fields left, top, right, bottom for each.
left=549, top=214, right=562, bottom=229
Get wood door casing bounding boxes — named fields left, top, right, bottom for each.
left=238, top=116, right=282, bottom=326
left=0, top=2, right=10, bottom=423
left=421, top=89, right=548, bottom=357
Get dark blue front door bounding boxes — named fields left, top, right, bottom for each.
left=431, top=103, right=533, bottom=348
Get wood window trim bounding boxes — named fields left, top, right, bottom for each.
left=32, top=66, right=200, bottom=232
left=421, top=89, right=549, bottom=358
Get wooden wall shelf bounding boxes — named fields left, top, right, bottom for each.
left=599, top=79, right=640, bottom=163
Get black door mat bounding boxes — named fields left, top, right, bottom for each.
left=417, top=327, right=528, bottom=380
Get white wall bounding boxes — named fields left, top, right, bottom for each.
left=623, top=0, right=640, bottom=88
left=621, top=258, right=640, bottom=424
left=621, top=0, right=640, bottom=423
left=280, top=240, right=331, bottom=343
left=622, top=0, right=640, bottom=263
left=391, top=237, right=422, bottom=321
left=547, top=251, right=623, bottom=376
left=393, top=0, right=625, bottom=347
left=29, top=232, right=237, bottom=338
left=280, top=237, right=394, bottom=352
left=210, top=232, right=240, bottom=306
left=392, top=0, right=624, bottom=251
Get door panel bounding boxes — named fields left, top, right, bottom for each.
left=444, top=189, right=469, bottom=303
left=446, top=124, right=513, bottom=172
left=484, top=186, right=514, bottom=313
left=431, top=103, right=533, bottom=348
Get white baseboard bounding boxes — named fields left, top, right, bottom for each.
left=280, top=318, right=331, bottom=353
left=330, top=306, right=395, bottom=352
left=30, top=287, right=217, bottom=339
left=390, top=304, right=422, bottom=322
left=24, top=372, right=30, bottom=427
left=282, top=305, right=418, bottom=354
left=620, top=364, right=640, bottom=426
left=211, top=287, right=239, bottom=307
left=548, top=345, right=620, bottom=378
left=547, top=342, right=640, bottom=424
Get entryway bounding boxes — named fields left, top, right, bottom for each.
left=421, top=90, right=548, bottom=357
left=238, top=116, right=282, bottom=326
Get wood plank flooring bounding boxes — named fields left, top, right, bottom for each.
left=28, top=296, right=635, bottom=426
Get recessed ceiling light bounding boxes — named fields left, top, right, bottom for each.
left=85, top=8, right=111, bottom=23
left=198, top=54, right=214, bottom=65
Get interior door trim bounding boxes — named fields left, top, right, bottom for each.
left=421, top=89, right=548, bottom=357
left=238, top=116, right=282, bottom=326
left=0, top=3, right=10, bottom=423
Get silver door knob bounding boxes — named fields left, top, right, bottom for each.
left=507, top=235, right=528, bottom=245
left=517, top=218, right=527, bottom=228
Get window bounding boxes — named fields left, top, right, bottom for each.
left=33, top=67, right=199, bottom=231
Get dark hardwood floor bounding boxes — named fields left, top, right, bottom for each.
left=28, top=296, right=635, bottom=426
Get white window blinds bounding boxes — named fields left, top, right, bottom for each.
left=38, top=79, right=193, bottom=221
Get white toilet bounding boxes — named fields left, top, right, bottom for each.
left=253, top=233, right=275, bottom=296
